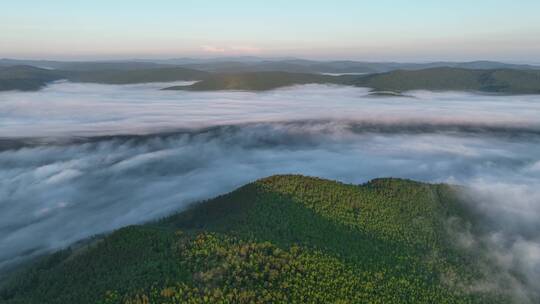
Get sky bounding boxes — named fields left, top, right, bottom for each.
left=1, top=0, right=540, bottom=62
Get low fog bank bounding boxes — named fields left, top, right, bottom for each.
left=2, top=120, right=539, bottom=151
left=1, top=122, right=539, bottom=286
left=1, top=82, right=540, bottom=138
left=0, top=82, right=539, bottom=298
left=449, top=183, right=540, bottom=302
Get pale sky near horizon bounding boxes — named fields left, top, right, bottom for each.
left=1, top=0, right=540, bottom=62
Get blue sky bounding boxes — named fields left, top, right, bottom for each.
left=2, top=0, right=540, bottom=62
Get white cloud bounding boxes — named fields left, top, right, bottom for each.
left=201, top=45, right=226, bottom=53
left=201, top=44, right=261, bottom=54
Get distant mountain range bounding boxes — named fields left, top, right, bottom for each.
left=1, top=57, right=539, bottom=73
left=171, top=59, right=540, bottom=74
left=1, top=58, right=540, bottom=94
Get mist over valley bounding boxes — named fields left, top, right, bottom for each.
left=1, top=81, right=539, bottom=301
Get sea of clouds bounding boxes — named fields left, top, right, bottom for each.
left=1, top=81, right=540, bottom=138
left=0, top=82, right=539, bottom=300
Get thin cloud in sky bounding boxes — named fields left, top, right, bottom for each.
left=201, top=45, right=227, bottom=53
left=201, top=45, right=261, bottom=54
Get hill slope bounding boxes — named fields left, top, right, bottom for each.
left=355, top=67, right=540, bottom=94
left=2, top=58, right=539, bottom=74
left=0, top=66, right=208, bottom=91
left=163, top=68, right=540, bottom=93
left=63, top=67, right=208, bottom=84
left=2, top=65, right=539, bottom=94
left=0, top=175, right=514, bottom=304
left=0, top=66, right=64, bottom=91
left=163, top=71, right=345, bottom=91
left=167, top=59, right=540, bottom=74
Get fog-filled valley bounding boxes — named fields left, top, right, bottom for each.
left=1, top=82, right=540, bottom=301
left=2, top=81, right=540, bottom=138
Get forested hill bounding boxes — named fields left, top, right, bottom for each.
left=167, top=68, right=540, bottom=93
left=62, top=67, right=209, bottom=84
left=353, top=67, right=540, bottom=94
left=0, top=175, right=517, bottom=304
left=2, top=64, right=539, bottom=94
left=0, top=66, right=208, bottom=91
left=0, top=66, right=64, bottom=91
left=163, top=71, right=344, bottom=91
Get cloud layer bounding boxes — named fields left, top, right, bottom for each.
left=1, top=82, right=540, bottom=138
left=0, top=82, right=539, bottom=299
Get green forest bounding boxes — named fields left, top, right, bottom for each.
left=2, top=64, right=540, bottom=94
left=0, top=175, right=520, bottom=303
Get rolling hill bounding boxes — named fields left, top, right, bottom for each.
left=0, top=59, right=170, bottom=71
left=165, top=68, right=540, bottom=94
left=163, top=71, right=345, bottom=91
left=63, top=67, right=209, bottom=84
left=0, top=66, right=209, bottom=91
left=355, top=67, right=540, bottom=94
left=3, top=58, right=538, bottom=74
left=174, top=59, right=540, bottom=74
left=0, top=66, right=64, bottom=91
left=0, top=175, right=515, bottom=304
left=1, top=64, right=539, bottom=94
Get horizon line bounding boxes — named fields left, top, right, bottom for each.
left=2, top=56, right=540, bottom=66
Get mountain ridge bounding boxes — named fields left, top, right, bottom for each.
left=165, top=67, right=540, bottom=94
left=0, top=175, right=517, bottom=304
left=1, top=64, right=539, bottom=94
left=2, top=58, right=539, bottom=73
